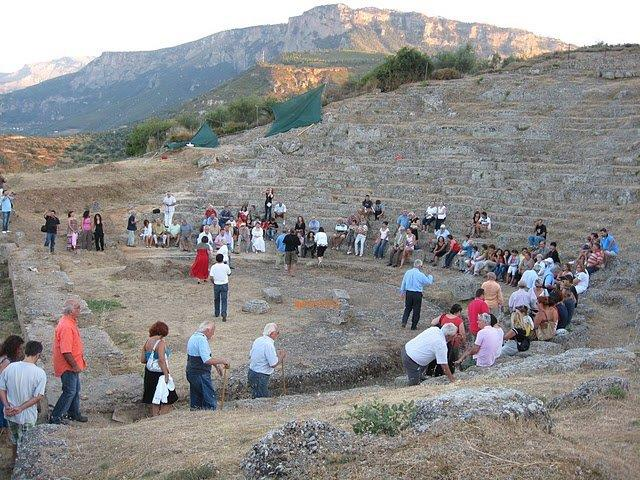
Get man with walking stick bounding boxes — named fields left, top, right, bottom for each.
left=248, top=323, right=286, bottom=398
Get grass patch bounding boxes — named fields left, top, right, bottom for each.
left=87, top=299, right=123, bottom=314
left=109, top=331, right=137, bottom=349
left=165, top=463, right=217, bottom=480
left=604, top=385, right=627, bottom=400
left=347, top=400, right=416, bottom=436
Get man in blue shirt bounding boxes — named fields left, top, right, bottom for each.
left=185, top=322, right=229, bottom=410
left=396, top=210, right=410, bottom=232
left=1, top=191, right=14, bottom=234
left=599, top=228, right=619, bottom=260
left=400, top=259, right=434, bottom=330
left=275, top=231, right=287, bottom=270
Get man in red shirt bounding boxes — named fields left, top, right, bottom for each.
left=50, top=299, right=87, bottom=424
left=467, top=288, right=490, bottom=336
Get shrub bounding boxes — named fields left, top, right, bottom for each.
left=360, top=47, right=433, bottom=92
left=174, top=113, right=200, bottom=131
left=347, top=400, right=416, bottom=436
left=433, top=43, right=477, bottom=73
left=502, top=55, right=524, bottom=68
left=605, top=385, right=627, bottom=400
left=431, top=68, right=462, bottom=80
left=125, top=118, right=174, bottom=156
left=87, top=299, right=123, bottom=314
left=205, top=107, right=229, bottom=129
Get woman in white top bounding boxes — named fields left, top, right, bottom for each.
left=435, top=202, right=447, bottom=229
left=573, top=263, right=589, bottom=295
left=315, top=227, right=329, bottom=265
left=373, top=221, right=390, bottom=259
left=141, top=220, right=154, bottom=248
left=251, top=221, right=266, bottom=253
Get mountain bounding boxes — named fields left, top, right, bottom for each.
left=0, top=57, right=93, bottom=94
left=0, top=4, right=572, bottom=134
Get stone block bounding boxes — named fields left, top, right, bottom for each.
left=262, top=287, right=283, bottom=304
left=242, top=299, right=270, bottom=315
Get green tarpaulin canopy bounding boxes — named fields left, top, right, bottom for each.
left=265, top=84, right=325, bottom=137
left=165, top=123, right=219, bottom=150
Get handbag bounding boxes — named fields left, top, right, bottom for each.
left=146, top=339, right=163, bottom=372
left=41, top=225, right=47, bottom=233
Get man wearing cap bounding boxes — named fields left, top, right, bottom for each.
left=248, top=323, right=286, bottom=398
left=399, top=259, right=434, bottom=330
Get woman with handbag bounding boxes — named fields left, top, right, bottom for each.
left=140, top=321, right=177, bottom=416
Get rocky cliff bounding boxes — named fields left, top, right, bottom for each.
left=0, top=4, right=572, bottom=134
left=0, top=56, right=92, bottom=94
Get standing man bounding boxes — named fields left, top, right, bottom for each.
left=0, top=341, right=47, bottom=461
left=210, top=253, right=231, bottom=322
left=163, top=192, right=177, bottom=227
left=399, top=259, right=434, bottom=330
left=248, top=323, right=287, bottom=398
left=50, top=299, right=87, bottom=424
left=126, top=210, right=137, bottom=247
left=401, top=324, right=456, bottom=385
left=283, top=228, right=301, bottom=277
left=179, top=219, right=194, bottom=252
left=1, top=190, right=14, bottom=233
left=185, top=322, right=229, bottom=410
left=44, top=210, right=60, bottom=254
left=275, top=230, right=287, bottom=270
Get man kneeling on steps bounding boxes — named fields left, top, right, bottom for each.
left=248, top=323, right=286, bottom=398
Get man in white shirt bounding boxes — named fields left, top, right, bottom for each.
left=0, top=341, right=47, bottom=460
left=521, top=266, right=539, bottom=290
left=435, top=202, right=447, bottom=229
left=273, top=202, right=287, bottom=226
left=478, top=211, right=492, bottom=233
left=401, top=324, right=457, bottom=385
left=248, top=323, right=286, bottom=398
left=163, top=192, right=177, bottom=227
left=434, top=224, right=450, bottom=240
left=210, top=253, right=231, bottom=322
left=198, top=226, right=214, bottom=249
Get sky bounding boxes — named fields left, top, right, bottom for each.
left=1, top=0, right=638, bottom=72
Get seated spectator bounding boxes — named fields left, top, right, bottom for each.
left=546, top=242, right=561, bottom=264
left=506, top=249, right=520, bottom=286
left=294, top=216, right=306, bottom=237
left=387, top=227, right=407, bottom=268
left=273, top=202, right=287, bottom=226
left=573, top=262, right=590, bottom=296
left=399, top=228, right=416, bottom=266
left=528, top=219, right=547, bottom=248
left=481, top=272, right=504, bottom=316
left=599, top=228, right=619, bottom=262
left=467, top=289, right=490, bottom=336
left=443, top=235, right=461, bottom=269
left=345, top=219, right=358, bottom=255
left=202, top=213, right=218, bottom=227
left=520, top=263, right=538, bottom=290
left=251, top=221, right=266, bottom=253
left=266, top=218, right=279, bottom=241
left=401, top=324, right=457, bottom=385
left=430, top=236, right=448, bottom=266
left=434, top=224, right=450, bottom=241
left=469, top=210, right=481, bottom=237
left=353, top=222, right=368, bottom=257
left=373, top=221, right=390, bottom=259
left=301, top=232, right=316, bottom=258
left=331, top=219, right=348, bottom=250
left=218, top=206, right=233, bottom=227
left=493, top=248, right=507, bottom=280
left=477, top=211, right=492, bottom=235
left=167, top=219, right=181, bottom=247
left=141, top=219, right=153, bottom=248
left=152, top=219, right=167, bottom=247
left=533, top=240, right=550, bottom=259
left=396, top=210, right=411, bottom=232
left=508, top=280, right=534, bottom=312
left=361, top=195, right=374, bottom=218
left=308, top=219, right=320, bottom=234
left=502, top=305, right=534, bottom=355
left=179, top=219, right=193, bottom=251
left=204, top=204, right=217, bottom=220
left=586, top=244, right=605, bottom=274
left=373, top=200, right=385, bottom=220
left=428, top=304, right=466, bottom=376
left=198, top=225, right=214, bottom=246
left=560, top=287, right=576, bottom=328
left=435, top=202, right=447, bottom=229
left=422, top=205, right=437, bottom=231
left=534, top=296, right=558, bottom=340
left=455, top=313, right=503, bottom=367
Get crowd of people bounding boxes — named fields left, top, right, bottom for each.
left=0, top=298, right=287, bottom=460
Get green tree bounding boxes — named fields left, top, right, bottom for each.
left=360, top=47, right=433, bottom=92
left=125, top=118, right=174, bottom=156
left=174, top=113, right=199, bottom=131
left=433, top=43, right=478, bottom=73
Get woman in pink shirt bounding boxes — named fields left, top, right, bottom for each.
left=78, top=210, right=93, bottom=250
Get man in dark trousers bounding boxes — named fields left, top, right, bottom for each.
left=283, top=228, right=301, bottom=277
left=399, top=259, right=434, bottom=330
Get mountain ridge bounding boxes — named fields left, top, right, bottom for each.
left=0, top=3, right=572, bottom=134
left=0, top=56, right=93, bottom=94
